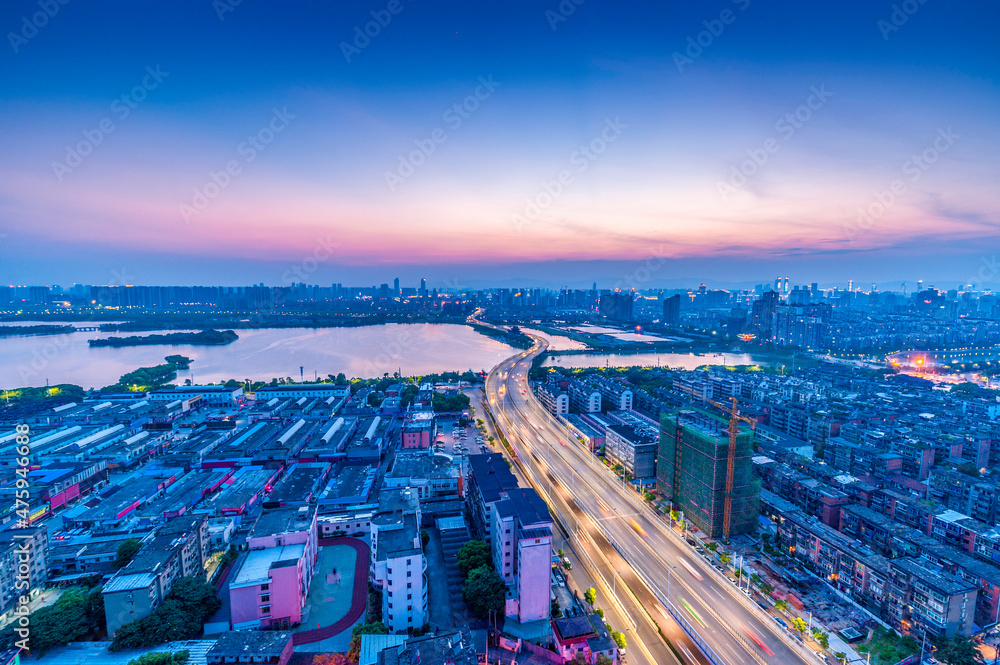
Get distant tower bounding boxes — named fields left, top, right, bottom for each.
left=299, top=366, right=304, bottom=381
left=394, top=277, right=400, bottom=295
left=872, top=283, right=877, bottom=292
left=420, top=278, right=427, bottom=296
left=917, top=280, right=923, bottom=293
left=902, top=282, right=906, bottom=296
left=774, top=277, right=782, bottom=291
left=783, top=277, right=790, bottom=294
left=848, top=279, right=854, bottom=292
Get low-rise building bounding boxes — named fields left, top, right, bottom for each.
left=536, top=384, right=568, bottom=417
left=229, top=505, right=318, bottom=630
left=206, top=630, right=294, bottom=665
left=605, top=424, right=657, bottom=482
left=102, top=513, right=209, bottom=636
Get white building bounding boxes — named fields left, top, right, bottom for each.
left=370, top=489, right=427, bottom=632
left=254, top=383, right=351, bottom=400
left=567, top=383, right=602, bottom=413
left=535, top=384, right=569, bottom=417
left=149, top=385, right=243, bottom=406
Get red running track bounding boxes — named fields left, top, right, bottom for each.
left=292, top=537, right=370, bottom=645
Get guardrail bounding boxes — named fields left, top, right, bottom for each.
left=666, top=600, right=728, bottom=665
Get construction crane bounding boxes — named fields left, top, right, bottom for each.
left=673, top=382, right=756, bottom=539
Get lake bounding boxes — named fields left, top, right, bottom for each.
left=1, top=323, right=519, bottom=389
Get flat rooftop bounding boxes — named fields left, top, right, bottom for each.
left=231, top=543, right=305, bottom=587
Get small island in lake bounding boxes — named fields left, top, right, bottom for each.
left=88, top=329, right=238, bottom=348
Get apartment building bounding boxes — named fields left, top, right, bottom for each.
left=371, top=488, right=427, bottom=632
left=492, top=488, right=553, bottom=624
left=103, top=514, right=209, bottom=635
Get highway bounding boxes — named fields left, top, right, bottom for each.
left=484, top=334, right=818, bottom=665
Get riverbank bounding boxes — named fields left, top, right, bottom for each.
left=0, top=324, right=76, bottom=338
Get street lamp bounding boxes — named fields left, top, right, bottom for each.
left=666, top=565, right=678, bottom=599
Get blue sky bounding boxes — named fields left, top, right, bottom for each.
left=1, top=0, right=998, bottom=289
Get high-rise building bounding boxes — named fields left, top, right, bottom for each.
left=750, top=290, right=779, bottom=339
left=492, top=488, right=553, bottom=623
left=394, top=277, right=400, bottom=295
left=663, top=294, right=681, bottom=325
left=598, top=290, right=634, bottom=321
left=657, top=410, right=759, bottom=538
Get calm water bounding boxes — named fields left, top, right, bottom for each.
left=541, top=351, right=775, bottom=371
left=1, top=324, right=518, bottom=389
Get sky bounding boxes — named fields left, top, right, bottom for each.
left=0, top=0, right=998, bottom=290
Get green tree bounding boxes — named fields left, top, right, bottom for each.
left=791, top=617, right=808, bottom=633
left=457, top=540, right=492, bottom=578
left=760, top=582, right=775, bottom=596
left=584, top=587, right=597, bottom=605
left=611, top=630, right=627, bottom=649
left=127, top=651, right=190, bottom=665
left=595, top=608, right=605, bottom=619
left=551, top=599, right=563, bottom=618
left=597, top=655, right=614, bottom=665
left=774, top=600, right=790, bottom=613
left=936, top=635, right=985, bottom=665
left=0, top=587, right=92, bottom=654
left=705, top=542, right=718, bottom=552
left=420, top=530, right=430, bottom=549
left=110, top=577, right=221, bottom=651
left=114, top=538, right=143, bottom=571
left=719, top=553, right=732, bottom=566
left=347, top=621, right=388, bottom=663
left=813, top=630, right=830, bottom=650
left=463, top=566, right=506, bottom=618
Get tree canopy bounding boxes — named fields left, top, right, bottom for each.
left=0, top=586, right=105, bottom=654
left=463, top=566, right=506, bottom=618
left=936, top=635, right=985, bottom=665
left=114, top=538, right=143, bottom=570
left=457, top=540, right=492, bottom=578
left=110, top=577, right=220, bottom=651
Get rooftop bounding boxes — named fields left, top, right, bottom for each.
left=231, top=543, right=306, bottom=586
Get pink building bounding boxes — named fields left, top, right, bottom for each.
left=230, top=505, right=318, bottom=630
left=400, top=411, right=435, bottom=449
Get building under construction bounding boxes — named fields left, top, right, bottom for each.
left=658, top=409, right=760, bottom=539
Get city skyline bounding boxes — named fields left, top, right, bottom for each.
left=1, top=1, right=998, bottom=286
